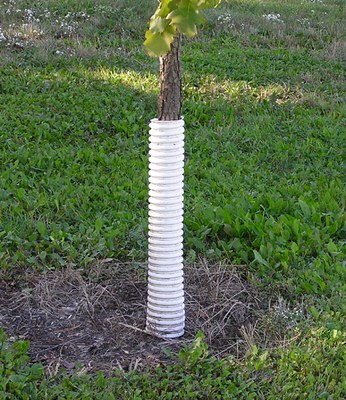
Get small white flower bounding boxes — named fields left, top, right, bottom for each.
left=297, top=17, right=311, bottom=26
left=43, top=8, right=51, bottom=18
left=217, top=13, right=235, bottom=29
left=56, top=50, right=64, bottom=56
left=263, top=13, right=284, bottom=23
left=0, top=29, right=6, bottom=41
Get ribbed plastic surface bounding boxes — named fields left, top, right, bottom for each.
left=146, top=118, right=185, bottom=338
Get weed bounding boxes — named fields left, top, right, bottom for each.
left=0, top=330, right=43, bottom=400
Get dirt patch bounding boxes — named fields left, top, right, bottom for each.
left=0, top=261, right=267, bottom=375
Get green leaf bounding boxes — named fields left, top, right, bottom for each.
left=144, top=28, right=176, bottom=57
left=149, top=16, right=170, bottom=34
left=95, top=218, right=103, bottom=233
left=253, top=250, right=270, bottom=268
left=156, top=0, right=179, bottom=17
left=327, top=241, right=338, bottom=254
left=9, top=374, right=27, bottom=383
left=230, top=237, right=242, bottom=252
left=144, top=0, right=221, bottom=55
left=36, top=221, right=47, bottom=236
left=291, top=241, right=299, bottom=255
left=168, top=4, right=205, bottom=37
left=29, top=363, right=44, bottom=379
left=223, top=223, right=232, bottom=236
left=298, top=199, right=311, bottom=218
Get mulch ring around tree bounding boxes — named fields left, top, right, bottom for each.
left=0, top=260, right=271, bottom=376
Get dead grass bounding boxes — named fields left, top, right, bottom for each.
left=322, top=39, right=346, bottom=61
left=0, top=260, right=299, bottom=375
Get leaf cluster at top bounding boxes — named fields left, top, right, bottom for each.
left=144, top=0, right=221, bottom=56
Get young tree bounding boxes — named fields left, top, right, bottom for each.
left=145, top=0, right=221, bottom=119
left=144, top=0, right=221, bottom=338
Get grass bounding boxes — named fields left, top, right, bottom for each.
left=0, top=0, right=345, bottom=398
left=1, top=329, right=345, bottom=399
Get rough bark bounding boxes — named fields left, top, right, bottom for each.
left=158, top=34, right=182, bottom=121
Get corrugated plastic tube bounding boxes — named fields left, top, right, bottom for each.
left=146, top=118, right=185, bottom=338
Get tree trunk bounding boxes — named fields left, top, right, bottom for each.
left=158, top=34, right=182, bottom=121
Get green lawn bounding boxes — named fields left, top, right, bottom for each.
left=0, top=0, right=345, bottom=398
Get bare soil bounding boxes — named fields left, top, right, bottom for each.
left=0, top=260, right=267, bottom=375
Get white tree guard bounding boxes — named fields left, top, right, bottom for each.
left=146, top=118, right=185, bottom=338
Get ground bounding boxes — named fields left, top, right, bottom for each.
left=0, top=262, right=269, bottom=376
